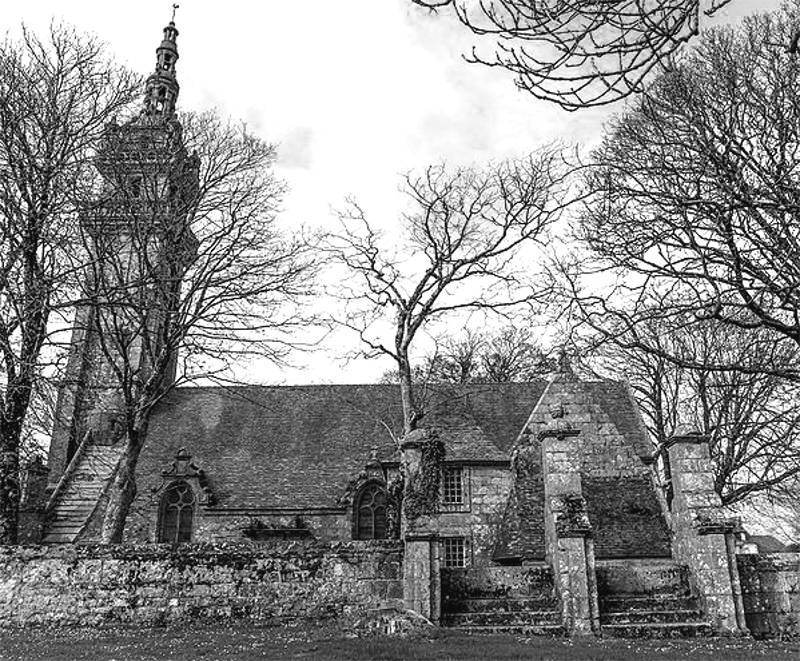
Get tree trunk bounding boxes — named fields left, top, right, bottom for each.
left=0, top=436, right=20, bottom=545
left=0, top=382, right=34, bottom=545
left=397, top=350, right=417, bottom=434
left=100, top=427, right=144, bottom=544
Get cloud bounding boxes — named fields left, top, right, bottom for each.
left=277, top=126, right=315, bottom=170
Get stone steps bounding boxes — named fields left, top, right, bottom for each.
left=442, top=597, right=558, bottom=613
left=441, top=566, right=561, bottom=636
left=42, top=444, right=122, bottom=544
left=40, top=532, right=76, bottom=544
left=446, top=624, right=565, bottom=636
left=601, top=609, right=703, bottom=625
left=601, top=622, right=714, bottom=638
left=597, top=561, right=712, bottom=638
left=442, top=610, right=560, bottom=627
left=600, top=595, right=697, bottom=611
left=59, top=491, right=105, bottom=501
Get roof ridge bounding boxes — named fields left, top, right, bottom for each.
left=171, top=380, right=560, bottom=392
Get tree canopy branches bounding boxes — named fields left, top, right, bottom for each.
left=324, top=152, right=571, bottom=432
left=411, top=0, right=738, bottom=109
left=0, top=24, right=140, bottom=543
left=593, top=318, right=800, bottom=505
left=567, top=8, right=800, bottom=381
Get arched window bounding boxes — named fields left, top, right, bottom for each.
left=354, top=482, right=387, bottom=540
left=158, top=480, right=195, bottom=543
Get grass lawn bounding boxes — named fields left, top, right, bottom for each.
left=1, top=624, right=799, bottom=661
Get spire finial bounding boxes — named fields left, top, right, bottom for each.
left=172, top=4, right=180, bottom=23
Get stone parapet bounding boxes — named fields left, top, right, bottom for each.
left=541, top=424, right=599, bottom=635
left=0, top=541, right=403, bottom=627
left=403, top=534, right=440, bottom=624
left=667, top=432, right=748, bottom=634
left=737, top=553, right=800, bottom=639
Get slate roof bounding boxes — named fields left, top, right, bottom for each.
left=141, top=382, right=546, bottom=510
left=139, top=376, right=663, bottom=551
left=745, top=534, right=787, bottom=554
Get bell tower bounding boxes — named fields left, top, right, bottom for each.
left=46, top=14, right=199, bottom=490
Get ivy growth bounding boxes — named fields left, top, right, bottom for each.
left=403, top=431, right=446, bottom=521
left=386, top=474, right=404, bottom=539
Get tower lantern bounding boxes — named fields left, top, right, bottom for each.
left=143, top=18, right=180, bottom=118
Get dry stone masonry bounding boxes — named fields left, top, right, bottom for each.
left=0, top=541, right=402, bottom=627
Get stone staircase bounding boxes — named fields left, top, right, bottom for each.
left=441, top=565, right=563, bottom=635
left=597, top=560, right=713, bottom=638
left=42, top=444, right=122, bottom=544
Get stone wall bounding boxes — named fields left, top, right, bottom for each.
left=0, top=541, right=403, bottom=627
left=432, top=465, right=511, bottom=566
left=441, top=564, right=555, bottom=600
left=596, top=559, right=691, bottom=596
left=122, top=505, right=352, bottom=545
left=738, top=553, right=800, bottom=639
left=116, top=463, right=510, bottom=563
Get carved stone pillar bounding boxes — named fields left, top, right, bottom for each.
left=540, top=405, right=599, bottom=635
left=400, top=429, right=441, bottom=624
left=403, top=532, right=441, bottom=623
left=667, top=428, right=748, bottom=634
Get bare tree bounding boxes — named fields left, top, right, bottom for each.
left=325, top=153, right=570, bottom=434
left=567, top=7, right=800, bottom=381
left=481, top=325, right=554, bottom=381
left=748, top=481, right=800, bottom=544
left=0, top=25, right=139, bottom=543
left=411, top=0, right=747, bottom=109
left=593, top=318, right=800, bottom=506
left=79, top=111, right=316, bottom=543
left=381, top=325, right=554, bottom=384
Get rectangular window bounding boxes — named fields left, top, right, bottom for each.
left=442, top=465, right=464, bottom=506
left=441, top=536, right=467, bottom=568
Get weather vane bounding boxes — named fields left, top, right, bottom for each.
left=171, top=4, right=180, bottom=22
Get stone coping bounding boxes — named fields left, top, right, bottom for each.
left=0, top=539, right=403, bottom=560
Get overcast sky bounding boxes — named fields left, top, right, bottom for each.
left=8, top=0, right=781, bottom=384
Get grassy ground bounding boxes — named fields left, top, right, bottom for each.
left=1, top=624, right=799, bottom=661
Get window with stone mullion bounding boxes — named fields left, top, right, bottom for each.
left=442, top=465, right=465, bottom=509
left=441, top=536, right=468, bottom=568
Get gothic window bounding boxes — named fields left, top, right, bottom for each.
left=354, top=482, right=387, bottom=540
left=158, top=480, right=195, bottom=543
left=441, top=536, right=468, bottom=568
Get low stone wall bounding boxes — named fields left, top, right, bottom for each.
left=737, top=553, right=800, bottom=639
left=0, top=541, right=403, bottom=627
left=596, top=559, right=691, bottom=597
left=441, top=565, right=555, bottom=600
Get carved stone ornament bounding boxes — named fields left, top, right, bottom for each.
left=538, top=400, right=579, bottom=440
left=150, top=447, right=214, bottom=505
left=551, top=494, right=592, bottom=538
left=337, top=447, right=387, bottom=507
left=694, top=511, right=741, bottom=536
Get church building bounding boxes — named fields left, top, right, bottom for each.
left=33, top=19, right=756, bottom=638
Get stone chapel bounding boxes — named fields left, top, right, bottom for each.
left=25, top=18, right=771, bottom=638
